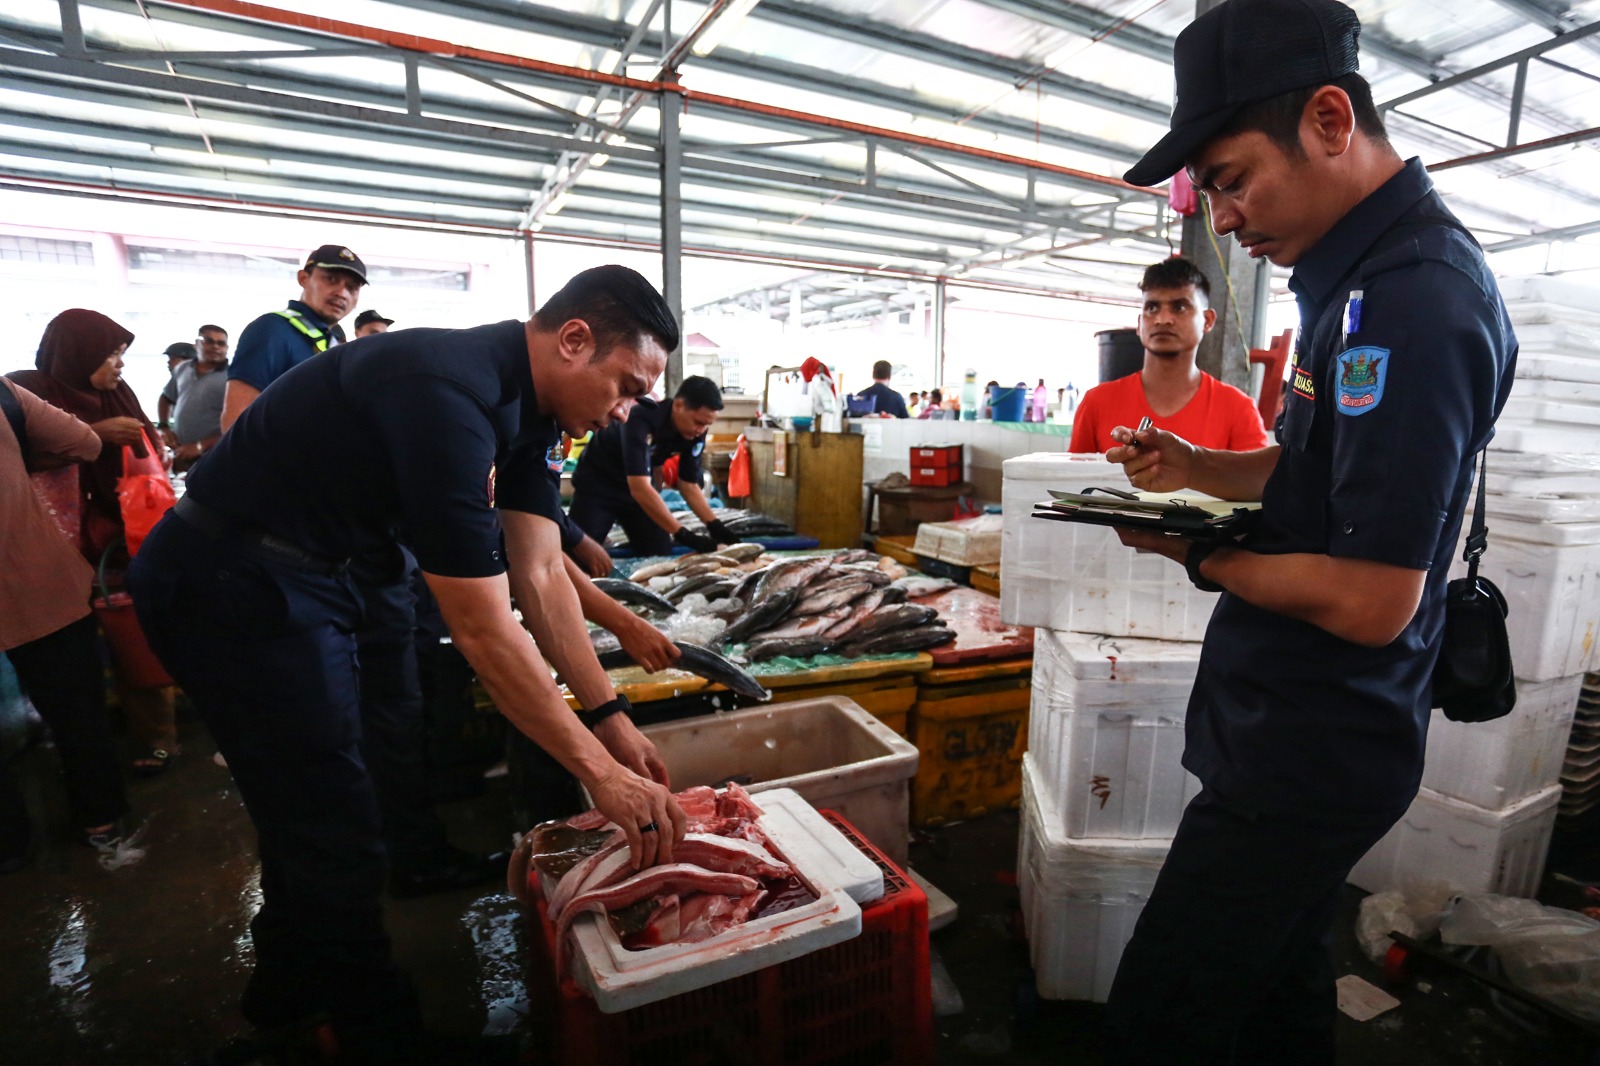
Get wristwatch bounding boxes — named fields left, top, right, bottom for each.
left=576, top=694, right=632, bottom=731
left=1185, top=542, right=1226, bottom=593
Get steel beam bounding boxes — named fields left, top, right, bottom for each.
left=661, top=81, right=684, bottom=394
left=1487, top=216, right=1600, bottom=252
left=1379, top=18, right=1600, bottom=110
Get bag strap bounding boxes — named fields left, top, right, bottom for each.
left=0, top=380, right=29, bottom=468
left=1462, top=447, right=1489, bottom=579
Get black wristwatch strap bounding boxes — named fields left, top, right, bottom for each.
left=1185, top=542, right=1225, bottom=593
left=577, top=695, right=632, bottom=731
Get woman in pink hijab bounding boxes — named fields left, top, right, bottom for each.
left=9, top=310, right=178, bottom=776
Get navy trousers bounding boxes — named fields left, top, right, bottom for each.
left=568, top=488, right=672, bottom=557
left=128, top=512, right=400, bottom=1024
left=348, top=548, right=449, bottom=870
left=1103, top=789, right=1399, bottom=1066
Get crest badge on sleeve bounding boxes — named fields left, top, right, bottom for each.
left=1335, top=346, right=1388, bottom=416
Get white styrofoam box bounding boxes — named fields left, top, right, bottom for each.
left=1485, top=493, right=1600, bottom=524
left=640, top=697, right=919, bottom=864
left=1497, top=273, right=1600, bottom=310
left=1029, top=631, right=1203, bottom=838
left=1451, top=526, right=1600, bottom=681
left=1018, top=754, right=1170, bottom=1002
left=1001, top=453, right=1219, bottom=640
left=1347, top=784, right=1561, bottom=899
left=563, top=788, right=877, bottom=1013
left=1423, top=674, right=1583, bottom=809
left=1503, top=397, right=1600, bottom=427
left=1489, top=450, right=1600, bottom=477
left=913, top=513, right=1003, bottom=566
left=1508, top=320, right=1600, bottom=358
left=1489, top=423, right=1600, bottom=455
left=1514, top=354, right=1600, bottom=386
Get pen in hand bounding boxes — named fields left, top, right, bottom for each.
left=1127, top=416, right=1154, bottom=449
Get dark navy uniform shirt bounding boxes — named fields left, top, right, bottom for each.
left=228, top=299, right=344, bottom=393
left=853, top=382, right=909, bottom=419
left=185, top=319, right=563, bottom=579
left=1185, top=158, right=1518, bottom=827
left=571, top=398, right=705, bottom=497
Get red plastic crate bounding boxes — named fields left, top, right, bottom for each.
left=524, top=810, right=933, bottom=1065
left=909, top=465, right=963, bottom=487
left=910, top=444, right=962, bottom=467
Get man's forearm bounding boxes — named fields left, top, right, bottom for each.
left=1187, top=445, right=1281, bottom=501
left=628, top=476, right=681, bottom=533
left=513, top=557, right=619, bottom=711
left=679, top=482, right=718, bottom=527
left=429, top=579, right=616, bottom=787
left=564, top=554, right=634, bottom=630
left=1201, top=547, right=1424, bottom=648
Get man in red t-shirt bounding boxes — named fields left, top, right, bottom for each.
left=1069, top=257, right=1270, bottom=454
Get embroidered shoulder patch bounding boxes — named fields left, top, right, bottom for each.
left=1334, top=346, right=1389, bottom=416
left=692, top=439, right=705, bottom=457
left=546, top=440, right=566, bottom=473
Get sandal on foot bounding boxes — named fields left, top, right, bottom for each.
left=130, top=749, right=172, bottom=777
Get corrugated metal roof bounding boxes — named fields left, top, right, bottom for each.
left=1, top=0, right=1597, bottom=306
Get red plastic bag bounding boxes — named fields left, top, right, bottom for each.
left=117, top=429, right=176, bottom=557
left=728, top=435, right=750, bottom=499
left=659, top=453, right=681, bottom=489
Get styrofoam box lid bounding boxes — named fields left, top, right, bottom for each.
left=566, top=788, right=878, bottom=1014
left=1002, top=452, right=1128, bottom=486
left=1408, top=782, right=1562, bottom=829
left=1488, top=449, right=1600, bottom=476
left=1021, top=754, right=1171, bottom=898
left=1040, top=629, right=1203, bottom=683
left=1510, top=320, right=1600, bottom=353
left=1499, top=274, right=1600, bottom=309
left=1514, top=355, right=1600, bottom=386
left=1482, top=516, right=1600, bottom=547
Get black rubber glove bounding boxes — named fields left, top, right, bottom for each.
left=672, top=527, right=718, bottom=553
left=706, top=519, right=740, bottom=546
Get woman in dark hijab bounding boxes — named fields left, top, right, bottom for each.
left=8, top=309, right=177, bottom=775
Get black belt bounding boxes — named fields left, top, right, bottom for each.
left=174, top=496, right=349, bottom=576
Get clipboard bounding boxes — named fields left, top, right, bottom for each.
left=1031, top=485, right=1261, bottom=542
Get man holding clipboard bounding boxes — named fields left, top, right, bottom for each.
left=1098, top=1, right=1516, bottom=1062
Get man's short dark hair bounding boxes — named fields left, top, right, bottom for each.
left=928, top=388, right=943, bottom=404
left=1217, top=72, right=1388, bottom=158
left=534, top=265, right=681, bottom=361
left=198, top=324, right=227, bottom=337
left=1139, top=257, right=1211, bottom=304
left=872, top=359, right=892, bottom=381
left=675, top=375, right=724, bottom=411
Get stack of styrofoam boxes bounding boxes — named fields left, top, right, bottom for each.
left=1019, top=631, right=1203, bottom=1001
left=1350, top=274, right=1600, bottom=898
left=1004, top=452, right=1213, bottom=1000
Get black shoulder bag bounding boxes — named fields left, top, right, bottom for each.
left=1431, top=448, right=1516, bottom=723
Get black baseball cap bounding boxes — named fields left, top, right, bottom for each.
left=164, top=342, right=196, bottom=361
left=354, top=309, right=393, bottom=329
left=303, top=244, right=368, bottom=284
left=1124, top=0, right=1362, bottom=187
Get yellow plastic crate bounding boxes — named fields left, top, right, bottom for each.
left=874, top=534, right=922, bottom=569
left=909, top=680, right=1030, bottom=826
left=970, top=564, right=1000, bottom=597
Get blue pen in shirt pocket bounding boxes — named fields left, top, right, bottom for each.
left=1344, top=289, right=1363, bottom=344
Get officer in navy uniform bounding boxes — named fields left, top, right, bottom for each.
left=222, top=243, right=363, bottom=429
left=568, top=374, right=734, bottom=556
left=129, top=266, right=687, bottom=1059
left=1100, top=1, right=1516, bottom=1062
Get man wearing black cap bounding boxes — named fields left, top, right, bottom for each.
left=221, top=243, right=365, bottom=432
left=353, top=309, right=393, bottom=338
left=1103, top=0, right=1516, bottom=1061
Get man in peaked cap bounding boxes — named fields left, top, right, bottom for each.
left=1100, top=0, right=1517, bottom=1060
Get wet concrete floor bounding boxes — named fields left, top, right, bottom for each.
left=1, top=704, right=1597, bottom=1065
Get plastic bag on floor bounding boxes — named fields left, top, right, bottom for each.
left=1356, top=881, right=1455, bottom=961
left=1440, top=893, right=1600, bottom=1022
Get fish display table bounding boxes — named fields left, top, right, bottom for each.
left=561, top=652, right=935, bottom=710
